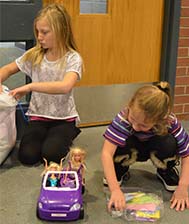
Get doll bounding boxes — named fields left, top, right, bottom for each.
left=64, top=147, right=86, bottom=193
left=41, top=157, right=64, bottom=187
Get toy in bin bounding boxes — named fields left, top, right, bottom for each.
left=107, top=187, right=164, bottom=222
left=37, top=170, right=84, bottom=221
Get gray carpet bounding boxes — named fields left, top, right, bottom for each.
left=1, top=122, right=189, bottom=224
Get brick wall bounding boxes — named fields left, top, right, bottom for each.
left=174, top=0, right=189, bottom=120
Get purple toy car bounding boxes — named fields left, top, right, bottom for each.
left=37, top=170, right=84, bottom=221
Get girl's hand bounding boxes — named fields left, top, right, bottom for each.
left=108, top=189, right=126, bottom=212
left=9, top=84, right=31, bottom=100
left=170, top=185, right=189, bottom=211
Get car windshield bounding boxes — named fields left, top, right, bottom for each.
left=43, top=171, right=79, bottom=191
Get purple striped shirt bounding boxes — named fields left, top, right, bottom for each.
left=104, top=110, right=189, bottom=157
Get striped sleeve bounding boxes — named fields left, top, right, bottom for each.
left=103, top=110, right=133, bottom=146
left=168, top=114, right=189, bottom=157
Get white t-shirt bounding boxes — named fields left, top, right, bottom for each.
left=16, top=51, right=82, bottom=120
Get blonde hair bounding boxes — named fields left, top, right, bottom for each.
left=41, top=161, right=62, bottom=176
left=22, top=3, right=78, bottom=66
left=128, top=81, right=173, bottom=135
left=69, top=147, right=86, bottom=170
left=47, top=162, right=62, bottom=171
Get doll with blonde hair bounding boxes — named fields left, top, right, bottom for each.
left=64, top=147, right=86, bottom=193
left=41, top=157, right=64, bottom=187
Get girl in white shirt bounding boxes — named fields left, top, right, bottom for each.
left=0, top=4, right=83, bottom=165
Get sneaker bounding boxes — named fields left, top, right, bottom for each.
left=103, top=171, right=130, bottom=187
left=157, top=167, right=179, bottom=191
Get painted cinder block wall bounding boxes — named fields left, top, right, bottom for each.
left=174, top=0, right=189, bottom=120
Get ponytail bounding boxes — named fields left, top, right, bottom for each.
left=154, top=81, right=173, bottom=109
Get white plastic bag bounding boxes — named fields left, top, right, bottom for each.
left=0, top=85, right=17, bottom=165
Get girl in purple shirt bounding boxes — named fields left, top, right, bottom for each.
left=102, top=81, right=189, bottom=212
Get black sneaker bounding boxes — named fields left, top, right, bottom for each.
left=103, top=171, right=130, bottom=187
left=157, top=167, right=179, bottom=191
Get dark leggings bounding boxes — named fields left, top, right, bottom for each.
left=114, top=134, right=178, bottom=180
left=18, top=120, right=81, bottom=165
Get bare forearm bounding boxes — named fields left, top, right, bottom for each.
left=101, top=140, right=126, bottom=211
left=179, top=155, right=189, bottom=187
left=0, top=67, right=11, bottom=82
left=29, top=72, right=78, bottom=94
left=29, top=81, right=71, bottom=94
left=101, top=141, right=120, bottom=192
left=0, top=62, right=19, bottom=83
left=102, top=153, right=120, bottom=192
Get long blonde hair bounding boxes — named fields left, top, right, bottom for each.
left=22, top=3, right=78, bottom=66
left=128, top=81, right=173, bottom=135
left=69, top=147, right=86, bottom=170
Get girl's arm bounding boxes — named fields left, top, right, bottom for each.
left=0, top=62, right=20, bottom=91
left=179, top=155, right=189, bottom=187
left=101, top=139, right=126, bottom=211
left=9, top=71, right=78, bottom=100
left=170, top=155, right=189, bottom=211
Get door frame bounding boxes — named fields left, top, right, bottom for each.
left=160, top=0, right=181, bottom=92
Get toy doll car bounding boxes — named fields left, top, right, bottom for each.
left=37, top=170, right=84, bottom=221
